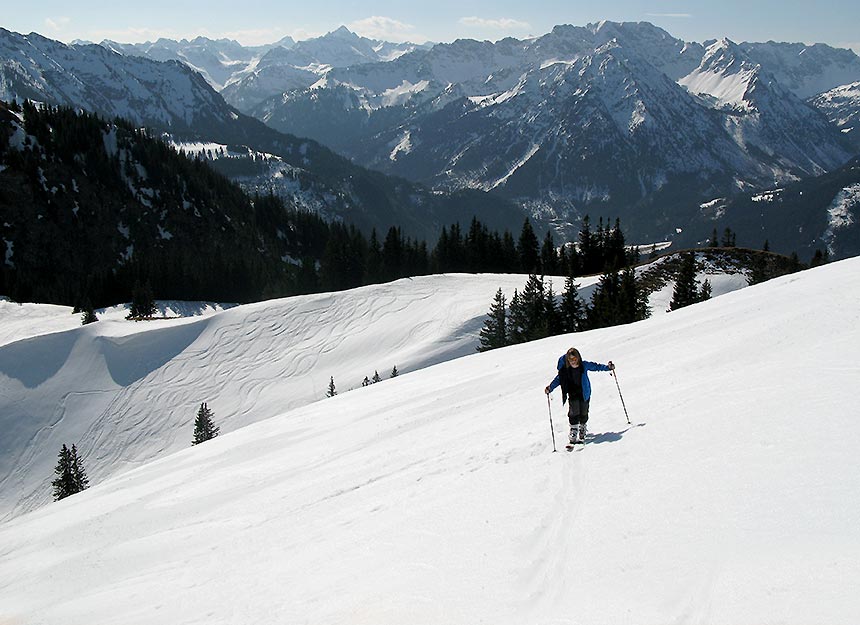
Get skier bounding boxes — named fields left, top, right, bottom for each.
left=544, top=347, right=614, bottom=444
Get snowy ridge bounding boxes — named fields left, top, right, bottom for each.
left=0, top=258, right=858, bottom=624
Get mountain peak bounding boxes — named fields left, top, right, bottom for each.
left=328, top=25, right=359, bottom=40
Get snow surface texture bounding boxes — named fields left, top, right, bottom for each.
left=1, top=260, right=858, bottom=624
left=0, top=275, right=581, bottom=521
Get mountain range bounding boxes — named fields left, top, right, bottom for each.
left=252, top=22, right=860, bottom=244
left=2, top=23, right=860, bottom=256
left=0, top=27, right=520, bottom=244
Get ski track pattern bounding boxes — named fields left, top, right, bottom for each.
left=0, top=276, right=523, bottom=520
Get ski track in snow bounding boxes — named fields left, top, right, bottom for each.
left=0, top=274, right=588, bottom=521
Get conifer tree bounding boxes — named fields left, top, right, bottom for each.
left=127, top=280, right=157, bottom=320
left=544, top=279, right=562, bottom=337
left=517, top=219, right=540, bottom=274
left=477, top=288, right=508, bottom=352
left=52, top=444, right=75, bottom=501
left=560, top=275, right=586, bottom=333
left=747, top=253, right=770, bottom=286
left=578, top=216, right=599, bottom=274
left=669, top=252, right=700, bottom=311
left=540, top=231, right=559, bottom=275
left=70, top=444, right=89, bottom=493
left=507, top=289, right=526, bottom=345
left=372, top=371, right=381, bottom=384
left=670, top=253, right=710, bottom=310
left=326, top=376, right=337, bottom=398
left=519, top=274, right=547, bottom=342
left=365, top=229, right=384, bottom=283
left=585, top=269, right=622, bottom=329
left=618, top=266, right=649, bottom=323
left=605, top=218, right=627, bottom=271
left=810, top=249, right=829, bottom=267
left=191, top=402, right=220, bottom=445
left=52, top=444, right=88, bottom=501
left=390, top=365, right=399, bottom=378
left=81, top=307, right=98, bottom=325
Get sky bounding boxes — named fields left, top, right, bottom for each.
left=4, top=0, right=860, bottom=53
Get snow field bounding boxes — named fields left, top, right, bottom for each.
left=0, top=259, right=858, bottom=623
left=0, top=274, right=587, bottom=520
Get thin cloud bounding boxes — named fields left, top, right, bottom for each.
left=458, top=17, right=532, bottom=31
left=348, top=16, right=427, bottom=43
left=44, top=17, right=71, bottom=32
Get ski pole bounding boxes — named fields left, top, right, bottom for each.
left=547, top=393, right=557, bottom=452
left=611, top=367, right=631, bottom=425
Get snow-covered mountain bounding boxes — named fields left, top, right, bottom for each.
left=811, top=81, right=860, bottom=149
left=221, top=27, right=428, bottom=111
left=0, top=32, right=521, bottom=242
left=0, top=258, right=857, bottom=624
left=99, top=35, right=296, bottom=91
left=0, top=28, right=236, bottom=136
left=4, top=22, right=860, bottom=250
left=97, top=26, right=427, bottom=111
left=686, top=156, right=860, bottom=258
left=256, top=22, right=859, bottom=242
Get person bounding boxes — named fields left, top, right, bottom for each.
left=544, top=347, right=614, bottom=444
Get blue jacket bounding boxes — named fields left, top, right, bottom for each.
left=548, top=355, right=611, bottom=403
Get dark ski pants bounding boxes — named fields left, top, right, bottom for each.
left=567, top=399, right=590, bottom=426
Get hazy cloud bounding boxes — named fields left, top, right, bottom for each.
left=348, top=16, right=427, bottom=43
left=458, top=17, right=532, bottom=31
left=44, top=17, right=71, bottom=32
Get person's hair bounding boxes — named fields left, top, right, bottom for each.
left=565, top=347, right=582, bottom=366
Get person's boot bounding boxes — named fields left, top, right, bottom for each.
left=569, top=425, right=580, bottom=445
left=578, top=423, right=587, bottom=442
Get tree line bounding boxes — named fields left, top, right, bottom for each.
left=477, top=217, right=650, bottom=350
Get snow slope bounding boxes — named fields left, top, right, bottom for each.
left=0, top=274, right=584, bottom=521
left=1, top=259, right=858, bottom=624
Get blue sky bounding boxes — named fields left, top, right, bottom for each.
left=5, top=0, right=859, bottom=53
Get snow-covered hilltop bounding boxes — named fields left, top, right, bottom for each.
left=0, top=257, right=857, bottom=624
